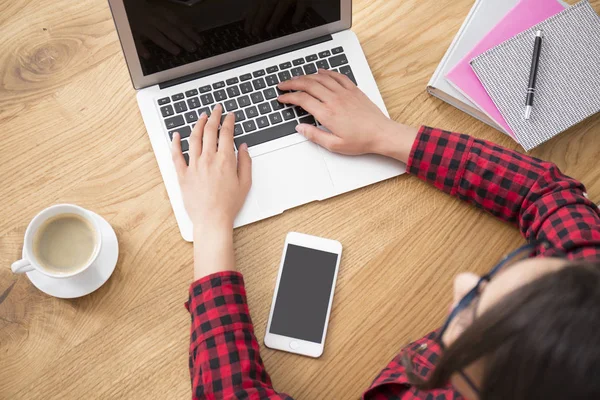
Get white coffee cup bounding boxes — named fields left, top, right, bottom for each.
left=11, top=204, right=103, bottom=279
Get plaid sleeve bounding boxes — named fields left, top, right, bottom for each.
left=408, top=126, right=600, bottom=260
left=186, top=271, right=293, bottom=400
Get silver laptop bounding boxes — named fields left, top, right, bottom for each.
left=108, top=0, right=405, bottom=241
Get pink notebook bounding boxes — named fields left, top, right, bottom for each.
left=446, top=0, right=566, bottom=138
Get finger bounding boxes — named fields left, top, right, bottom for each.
left=292, top=1, right=307, bottom=25
left=319, top=68, right=356, bottom=90
left=189, top=112, right=208, bottom=162
left=277, top=75, right=335, bottom=102
left=146, top=28, right=180, bottom=55
left=134, top=38, right=151, bottom=59
left=277, top=91, right=324, bottom=119
left=296, top=124, right=343, bottom=152
left=203, top=104, right=221, bottom=153
left=170, top=132, right=187, bottom=176
left=218, top=113, right=235, bottom=154
left=252, top=0, right=274, bottom=36
left=237, top=143, right=253, bottom=194
left=181, top=25, right=203, bottom=45
left=267, top=1, right=289, bottom=32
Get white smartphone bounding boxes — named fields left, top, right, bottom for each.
left=264, top=232, right=342, bottom=358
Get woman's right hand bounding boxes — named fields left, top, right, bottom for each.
left=277, top=69, right=418, bottom=163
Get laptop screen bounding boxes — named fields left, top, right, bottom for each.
left=123, top=0, right=342, bottom=76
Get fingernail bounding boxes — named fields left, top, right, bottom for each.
left=295, top=124, right=304, bottom=134
left=291, top=76, right=300, bottom=80
left=240, top=143, right=249, bottom=152
left=199, top=112, right=207, bottom=118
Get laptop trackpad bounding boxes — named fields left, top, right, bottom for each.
left=252, top=141, right=334, bottom=214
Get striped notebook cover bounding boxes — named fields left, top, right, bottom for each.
left=470, top=0, right=600, bottom=151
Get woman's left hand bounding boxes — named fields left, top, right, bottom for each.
left=171, top=104, right=252, bottom=278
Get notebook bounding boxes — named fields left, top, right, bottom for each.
left=427, top=0, right=522, bottom=134
left=471, top=0, right=600, bottom=150
left=445, top=0, right=566, bottom=138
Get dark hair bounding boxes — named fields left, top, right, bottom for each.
left=405, top=261, right=600, bottom=400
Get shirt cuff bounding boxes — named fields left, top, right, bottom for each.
left=407, top=126, right=473, bottom=196
left=186, top=271, right=254, bottom=344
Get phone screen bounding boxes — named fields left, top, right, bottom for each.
left=269, top=244, right=339, bottom=344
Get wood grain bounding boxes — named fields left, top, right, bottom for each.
left=1, top=0, right=598, bottom=398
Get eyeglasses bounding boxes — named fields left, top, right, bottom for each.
left=435, top=240, right=550, bottom=395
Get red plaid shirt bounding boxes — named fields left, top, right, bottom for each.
left=185, top=127, right=600, bottom=399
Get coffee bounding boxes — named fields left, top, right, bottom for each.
left=32, top=213, right=98, bottom=275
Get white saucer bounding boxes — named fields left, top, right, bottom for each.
left=25, top=212, right=119, bottom=299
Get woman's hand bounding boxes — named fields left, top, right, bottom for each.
left=277, top=69, right=418, bottom=163
left=171, top=105, right=252, bottom=279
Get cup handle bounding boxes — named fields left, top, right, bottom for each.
left=11, top=259, right=35, bottom=274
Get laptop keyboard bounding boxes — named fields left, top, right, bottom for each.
left=157, top=46, right=356, bottom=165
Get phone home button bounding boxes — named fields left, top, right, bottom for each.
left=289, top=341, right=300, bottom=350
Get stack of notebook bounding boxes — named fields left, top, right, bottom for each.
left=428, top=0, right=600, bottom=150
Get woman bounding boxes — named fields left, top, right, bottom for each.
left=171, top=70, right=600, bottom=399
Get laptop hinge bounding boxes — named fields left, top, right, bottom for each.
left=159, top=34, right=333, bottom=89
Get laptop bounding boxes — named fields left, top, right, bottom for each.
left=108, top=0, right=406, bottom=241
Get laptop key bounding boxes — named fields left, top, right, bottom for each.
left=234, top=110, right=246, bottom=122
left=306, top=54, right=318, bottom=62
left=199, top=85, right=212, bottom=93
left=165, top=115, right=185, bottom=129
left=266, top=75, right=279, bottom=86
left=253, top=69, right=266, bottom=77
left=263, top=88, right=277, bottom=100
left=266, top=66, right=279, bottom=73
left=187, top=97, right=201, bottom=109
left=316, top=60, right=330, bottom=70
left=278, top=70, right=292, bottom=82
left=240, top=82, right=253, bottom=94
left=332, top=46, right=344, bottom=54
left=258, top=102, right=272, bottom=115
left=184, top=111, right=198, bottom=124
left=256, top=116, right=270, bottom=128
left=319, top=50, right=331, bottom=58
left=183, top=153, right=190, bottom=166
left=282, top=109, right=295, bottom=120
left=213, top=81, right=225, bottom=89
left=329, top=54, right=348, bottom=68
left=224, top=99, right=238, bottom=111
left=181, top=139, right=190, bottom=152
left=292, top=58, right=305, bottom=66
left=186, top=89, right=198, bottom=97
left=271, top=99, right=285, bottom=111
left=234, top=121, right=298, bottom=149
left=245, top=106, right=259, bottom=119
left=242, top=120, right=257, bottom=133
left=214, top=89, right=227, bottom=102
left=279, top=61, right=292, bottom=69
left=161, top=105, right=175, bottom=117
left=198, top=107, right=211, bottom=117
left=226, top=86, right=241, bottom=98
left=269, top=112, right=283, bottom=125
left=339, top=65, right=357, bottom=85
left=251, top=92, right=264, bottom=104
left=299, top=116, right=316, bottom=126
left=174, top=101, right=188, bottom=113
left=240, top=73, right=252, bottom=81
left=172, top=93, right=184, bottom=101
left=252, top=78, right=266, bottom=90
left=295, top=106, right=309, bottom=117
left=291, top=67, right=304, bottom=77
left=234, top=124, right=244, bottom=136
left=200, top=93, right=214, bottom=106
left=238, top=95, right=251, bottom=108
left=303, top=63, right=317, bottom=75
left=158, top=97, right=170, bottom=105
left=168, top=124, right=191, bottom=140
left=226, top=77, right=239, bottom=85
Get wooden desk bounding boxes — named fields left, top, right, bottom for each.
left=1, top=0, right=599, bottom=398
